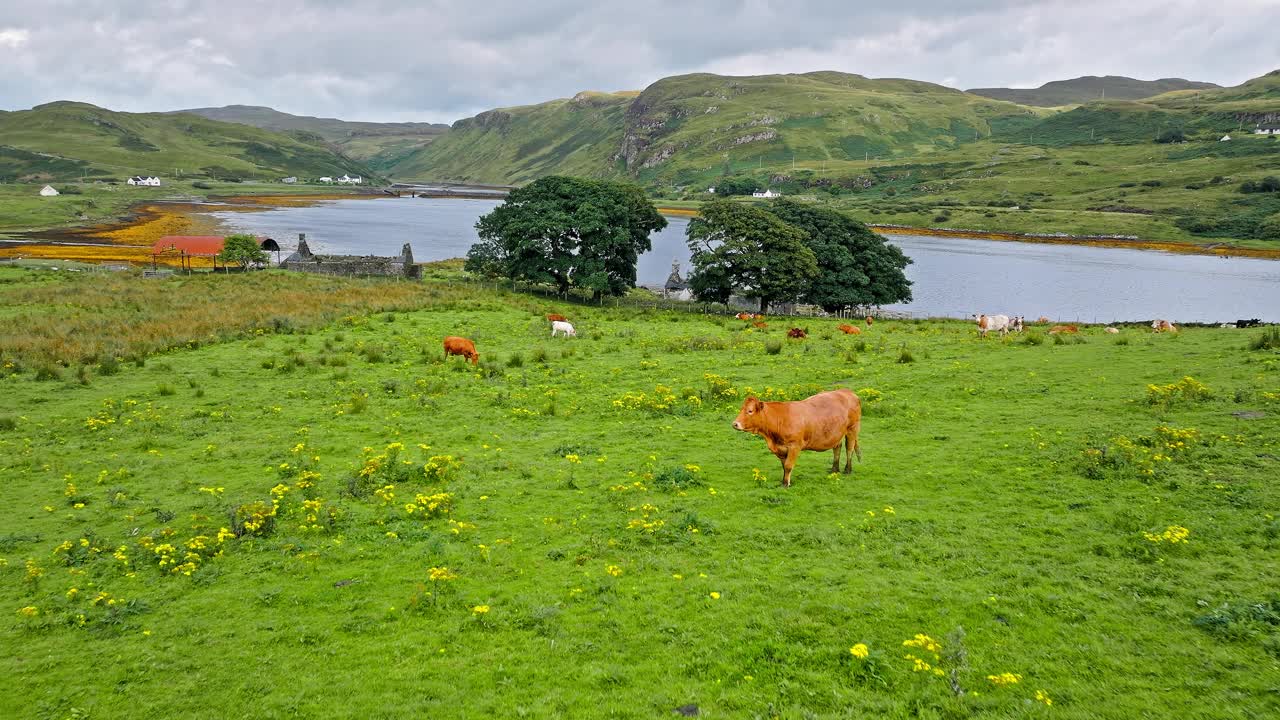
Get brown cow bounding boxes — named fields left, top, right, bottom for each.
left=787, top=328, right=807, bottom=339
left=865, top=315, right=874, bottom=326
left=1151, top=319, right=1178, bottom=333
left=752, top=321, right=768, bottom=329
left=546, top=313, right=567, bottom=322
left=443, top=336, right=479, bottom=365
left=1048, top=325, right=1079, bottom=334
left=837, top=324, right=862, bottom=335
left=733, top=389, right=863, bottom=487
left=735, top=312, right=754, bottom=321
left=1036, top=316, right=1051, bottom=324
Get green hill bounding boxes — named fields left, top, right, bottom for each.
left=967, top=76, right=1218, bottom=107
left=390, top=72, right=1040, bottom=185
left=1146, top=69, right=1280, bottom=115
left=0, top=101, right=375, bottom=183
left=173, top=105, right=449, bottom=170
left=387, top=91, right=636, bottom=183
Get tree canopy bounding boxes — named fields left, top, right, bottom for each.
left=765, top=199, right=912, bottom=311
left=217, top=234, right=267, bottom=269
left=685, top=199, right=818, bottom=312
left=465, top=176, right=667, bottom=298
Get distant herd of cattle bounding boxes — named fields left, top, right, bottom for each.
left=440, top=310, right=1266, bottom=486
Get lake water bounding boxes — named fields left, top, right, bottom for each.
left=207, top=197, right=1280, bottom=323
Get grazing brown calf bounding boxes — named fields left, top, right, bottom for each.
left=837, top=324, right=861, bottom=335
left=546, top=313, right=567, bottom=322
left=866, top=315, right=874, bottom=326
left=752, top=321, right=768, bottom=329
left=1048, top=325, right=1079, bottom=334
left=443, top=336, right=479, bottom=365
left=787, top=328, right=807, bottom=339
left=735, top=312, right=753, bottom=321
left=733, top=389, right=863, bottom=487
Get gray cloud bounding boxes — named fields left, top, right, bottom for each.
left=1, top=0, right=1276, bottom=122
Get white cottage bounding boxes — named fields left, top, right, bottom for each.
left=318, top=176, right=334, bottom=183
left=281, top=176, right=297, bottom=184
left=1256, top=124, right=1280, bottom=136
left=39, top=185, right=59, bottom=197
left=751, top=189, right=780, bottom=198
left=127, top=176, right=161, bottom=186
left=337, top=174, right=362, bottom=185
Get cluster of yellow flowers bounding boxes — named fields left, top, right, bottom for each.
left=374, top=484, right=396, bottom=505
left=1034, top=689, right=1053, bottom=706
left=987, top=672, right=1022, bottom=687
left=902, top=634, right=946, bottom=676
left=611, top=386, right=691, bottom=414
left=626, top=503, right=666, bottom=534
left=427, top=566, right=458, bottom=582
left=1146, top=376, right=1212, bottom=406
left=609, top=481, right=648, bottom=493
left=138, top=528, right=233, bottom=576
left=1143, top=525, right=1191, bottom=544
left=703, top=373, right=738, bottom=400
left=404, top=492, right=453, bottom=519
left=849, top=643, right=869, bottom=659
left=448, top=519, right=476, bottom=535
left=605, top=564, right=623, bottom=577
left=423, top=454, right=462, bottom=482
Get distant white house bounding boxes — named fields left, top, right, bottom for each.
left=706, top=187, right=716, bottom=194
left=39, top=185, right=59, bottom=197
left=127, top=176, right=161, bottom=186
left=336, top=174, right=363, bottom=185
left=1256, top=124, right=1280, bottom=136
left=318, top=176, right=334, bottom=183
left=281, top=176, right=297, bottom=184
left=1220, top=134, right=1232, bottom=142
left=752, top=189, right=780, bottom=198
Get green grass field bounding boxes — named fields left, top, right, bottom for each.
left=2, top=268, right=1279, bottom=719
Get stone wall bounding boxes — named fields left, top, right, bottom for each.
left=280, top=238, right=420, bottom=279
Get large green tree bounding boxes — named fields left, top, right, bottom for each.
left=685, top=200, right=817, bottom=312
left=466, top=176, right=667, bottom=298
left=765, top=199, right=913, bottom=312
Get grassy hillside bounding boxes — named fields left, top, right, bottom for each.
left=1, top=267, right=1278, bottom=718
left=967, top=76, right=1219, bottom=107
left=389, top=73, right=1041, bottom=185
left=0, top=102, right=375, bottom=183
left=174, top=105, right=449, bottom=169
left=388, top=91, right=635, bottom=183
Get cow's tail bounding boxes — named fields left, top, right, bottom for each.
left=853, top=420, right=862, bottom=462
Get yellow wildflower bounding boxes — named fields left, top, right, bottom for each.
left=850, top=643, right=869, bottom=659
left=471, top=605, right=490, bottom=615
left=987, top=672, right=1022, bottom=687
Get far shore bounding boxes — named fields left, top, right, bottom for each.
left=4, top=192, right=1279, bottom=266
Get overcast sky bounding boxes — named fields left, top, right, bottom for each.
left=1, top=0, right=1277, bottom=123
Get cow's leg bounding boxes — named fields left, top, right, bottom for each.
left=830, top=445, right=842, bottom=474
left=845, top=421, right=862, bottom=473
left=781, top=446, right=800, bottom=487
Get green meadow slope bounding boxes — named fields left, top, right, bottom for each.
left=173, top=105, right=449, bottom=171
left=1, top=267, right=1278, bottom=718
left=0, top=101, right=375, bottom=183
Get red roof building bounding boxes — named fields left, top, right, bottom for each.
left=152, top=236, right=226, bottom=256
left=151, top=236, right=226, bottom=271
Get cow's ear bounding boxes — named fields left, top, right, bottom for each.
left=748, top=397, right=763, bottom=412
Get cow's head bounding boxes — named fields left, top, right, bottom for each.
left=469, top=351, right=479, bottom=365
left=733, top=397, right=765, bottom=432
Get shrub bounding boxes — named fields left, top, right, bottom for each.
left=34, top=364, right=62, bottom=381
left=0, top=416, right=16, bottom=431
left=1020, top=332, right=1045, bottom=346
left=507, top=352, right=525, bottom=367
left=896, top=346, right=915, bottom=364
left=1249, top=327, right=1280, bottom=351
left=1146, top=376, right=1212, bottom=407
left=1141, top=180, right=1163, bottom=187
left=652, top=465, right=704, bottom=492
left=531, top=347, right=549, bottom=364
left=765, top=340, right=783, bottom=355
